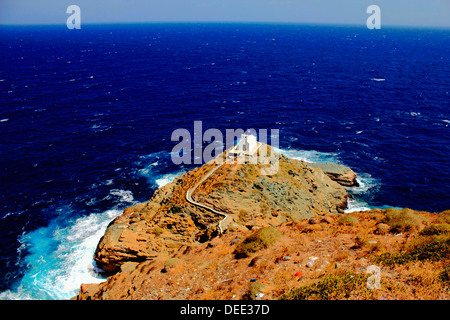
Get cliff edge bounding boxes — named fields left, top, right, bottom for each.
left=93, top=148, right=352, bottom=275
left=76, top=147, right=450, bottom=300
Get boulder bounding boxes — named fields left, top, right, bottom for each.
left=375, top=223, right=391, bottom=235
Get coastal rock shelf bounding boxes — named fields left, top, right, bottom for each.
left=93, top=148, right=350, bottom=275
left=308, top=162, right=358, bottom=187
left=77, top=148, right=450, bottom=300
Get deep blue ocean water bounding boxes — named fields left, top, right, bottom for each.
left=0, top=23, right=448, bottom=299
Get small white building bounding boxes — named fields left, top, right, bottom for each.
left=228, top=133, right=259, bottom=162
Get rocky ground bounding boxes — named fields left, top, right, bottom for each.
left=76, top=148, right=450, bottom=300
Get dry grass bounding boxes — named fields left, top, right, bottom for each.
left=234, top=227, right=282, bottom=258
left=337, top=214, right=358, bottom=226
left=281, top=270, right=374, bottom=300
left=383, top=208, right=428, bottom=233
left=81, top=208, right=450, bottom=300
left=419, top=224, right=450, bottom=236
left=380, top=261, right=449, bottom=300
left=438, top=210, right=450, bottom=224
left=374, top=232, right=450, bottom=266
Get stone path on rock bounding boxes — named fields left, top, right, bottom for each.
left=185, top=161, right=233, bottom=234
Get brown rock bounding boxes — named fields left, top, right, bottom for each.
left=76, top=208, right=447, bottom=300
left=87, top=146, right=351, bottom=300
left=320, top=215, right=334, bottom=224
left=78, top=283, right=102, bottom=300
left=163, top=257, right=181, bottom=273
left=94, top=150, right=351, bottom=274
left=375, top=223, right=391, bottom=235
left=308, top=162, right=358, bottom=187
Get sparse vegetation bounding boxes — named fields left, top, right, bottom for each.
left=438, top=210, right=450, bottom=224
left=337, top=214, right=358, bottom=226
left=374, top=233, right=450, bottom=266
left=439, top=264, right=450, bottom=283
left=281, top=270, right=372, bottom=300
left=353, top=234, right=368, bottom=249
left=419, top=224, right=450, bottom=236
left=242, top=164, right=257, bottom=179
left=84, top=206, right=450, bottom=300
left=238, top=209, right=249, bottom=223
left=234, top=227, right=281, bottom=259
left=383, top=208, right=427, bottom=233
left=151, top=226, right=164, bottom=236
left=244, top=282, right=264, bottom=300
left=367, top=210, right=385, bottom=223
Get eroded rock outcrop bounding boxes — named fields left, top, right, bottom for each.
left=91, top=148, right=353, bottom=282
left=308, top=162, right=358, bottom=187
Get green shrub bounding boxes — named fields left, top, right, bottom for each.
left=234, top=227, right=281, bottom=259
left=337, top=214, right=358, bottom=226
left=238, top=209, right=249, bottom=223
left=383, top=208, right=427, bottom=232
left=374, top=234, right=450, bottom=266
left=244, top=282, right=264, bottom=300
left=419, top=224, right=450, bottom=236
left=281, top=271, right=371, bottom=300
left=151, top=226, right=164, bottom=236
left=438, top=210, right=450, bottom=224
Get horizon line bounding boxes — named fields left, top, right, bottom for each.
left=0, top=20, right=449, bottom=30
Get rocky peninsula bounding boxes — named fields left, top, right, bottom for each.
left=75, top=147, right=450, bottom=300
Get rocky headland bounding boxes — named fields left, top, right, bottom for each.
left=75, top=147, right=450, bottom=300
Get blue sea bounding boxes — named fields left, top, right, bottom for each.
left=0, top=23, right=449, bottom=299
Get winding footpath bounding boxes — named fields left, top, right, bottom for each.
left=185, top=162, right=233, bottom=234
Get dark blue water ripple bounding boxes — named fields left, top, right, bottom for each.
left=0, top=23, right=449, bottom=298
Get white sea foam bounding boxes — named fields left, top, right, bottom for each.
left=344, top=173, right=379, bottom=213
left=48, top=209, right=122, bottom=297
left=1, top=207, right=124, bottom=300
left=274, top=147, right=339, bottom=164
left=155, top=172, right=183, bottom=188
left=1, top=147, right=378, bottom=300
left=90, top=124, right=111, bottom=133
left=344, top=198, right=372, bottom=213
left=275, top=147, right=379, bottom=214
left=350, top=173, right=378, bottom=194
left=109, top=189, right=134, bottom=203
left=0, top=285, right=35, bottom=300
left=371, top=78, right=385, bottom=82
left=0, top=118, right=9, bottom=123
left=138, top=151, right=185, bottom=188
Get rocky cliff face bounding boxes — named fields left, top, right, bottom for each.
left=308, top=162, right=359, bottom=187
left=79, top=207, right=450, bottom=300
left=93, top=150, right=352, bottom=275
left=83, top=148, right=360, bottom=298
left=77, top=148, right=450, bottom=300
